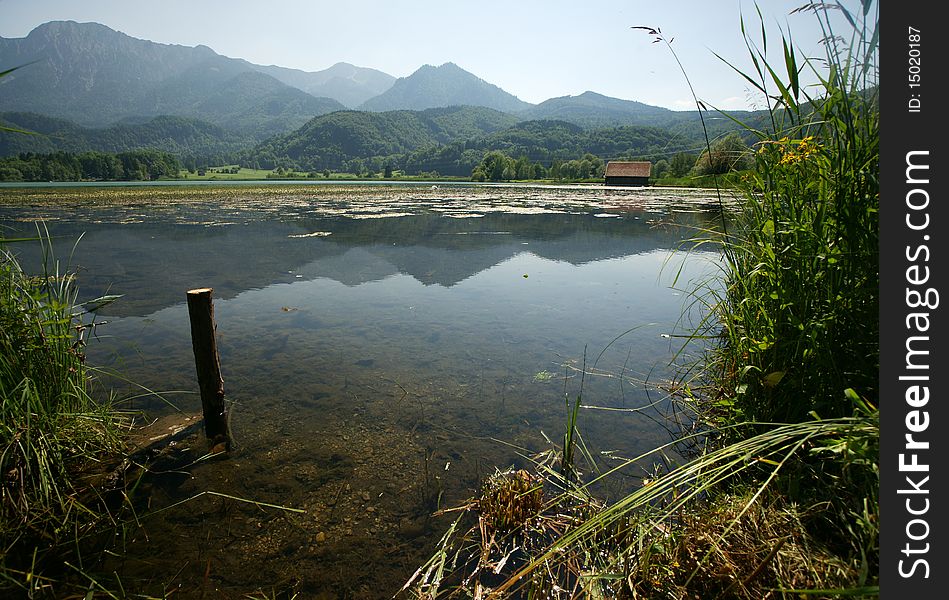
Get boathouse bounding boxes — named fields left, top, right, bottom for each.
left=604, top=161, right=651, bottom=186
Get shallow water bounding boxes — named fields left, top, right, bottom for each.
left=0, top=183, right=725, bottom=598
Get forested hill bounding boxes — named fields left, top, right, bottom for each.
left=249, top=106, right=517, bottom=170
left=0, top=113, right=249, bottom=165
left=1, top=101, right=757, bottom=179
left=474, top=120, right=692, bottom=162
left=246, top=108, right=713, bottom=176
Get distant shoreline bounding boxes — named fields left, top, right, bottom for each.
left=0, top=179, right=728, bottom=193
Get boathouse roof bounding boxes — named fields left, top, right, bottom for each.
left=605, top=161, right=652, bottom=178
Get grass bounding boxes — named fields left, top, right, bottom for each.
left=180, top=165, right=277, bottom=180
left=0, top=228, right=130, bottom=595
left=652, top=171, right=748, bottom=189
left=404, top=2, right=879, bottom=597
left=173, top=165, right=472, bottom=182
left=171, top=166, right=638, bottom=185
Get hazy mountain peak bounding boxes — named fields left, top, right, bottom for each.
left=430, top=62, right=460, bottom=70
left=358, top=62, right=531, bottom=113
left=517, top=89, right=679, bottom=128
left=248, top=60, right=395, bottom=108
left=29, top=20, right=107, bottom=35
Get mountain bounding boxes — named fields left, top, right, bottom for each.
left=251, top=62, right=395, bottom=108
left=519, top=90, right=762, bottom=135
left=0, top=21, right=349, bottom=137
left=0, top=20, right=760, bottom=171
left=358, top=63, right=532, bottom=113
left=177, top=70, right=344, bottom=139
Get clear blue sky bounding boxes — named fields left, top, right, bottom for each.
left=0, top=0, right=874, bottom=110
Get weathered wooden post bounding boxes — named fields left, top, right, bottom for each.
left=186, top=288, right=230, bottom=449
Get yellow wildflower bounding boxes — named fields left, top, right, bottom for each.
left=779, top=151, right=801, bottom=165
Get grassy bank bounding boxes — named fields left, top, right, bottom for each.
left=0, top=232, right=129, bottom=595
left=405, top=2, right=878, bottom=598
left=174, top=165, right=471, bottom=182
left=171, top=166, right=606, bottom=185
left=652, top=171, right=747, bottom=188
left=174, top=168, right=741, bottom=188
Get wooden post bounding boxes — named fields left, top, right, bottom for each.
left=186, top=288, right=230, bottom=448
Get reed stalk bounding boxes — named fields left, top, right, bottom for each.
left=405, top=2, right=879, bottom=597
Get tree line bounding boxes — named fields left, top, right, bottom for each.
left=0, top=150, right=182, bottom=182
left=470, top=133, right=753, bottom=182
left=470, top=151, right=609, bottom=181
left=246, top=123, right=753, bottom=181
left=0, top=132, right=752, bottom=183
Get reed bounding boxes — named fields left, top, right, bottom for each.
left=0, top=228, right=128, bottom=594
left=705, top=0, right=879, bottom=428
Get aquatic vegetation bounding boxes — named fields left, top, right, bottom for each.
left=405, top=414, right=877, bottom=598
left=531, top=370, right=553, bottom=383
left=478, top=469, right=544, bottom=532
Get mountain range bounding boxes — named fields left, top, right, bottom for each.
left=0, top=21, right=357, bottom=137
left=0, top=21, right=759, bottom=174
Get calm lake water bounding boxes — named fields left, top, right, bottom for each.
left=0, top=183, right=725, bottom=598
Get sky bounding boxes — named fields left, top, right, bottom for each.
left=0, top=0, right=873, bottom=111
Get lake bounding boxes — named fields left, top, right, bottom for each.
left=0, top=183, right=726, bottom=598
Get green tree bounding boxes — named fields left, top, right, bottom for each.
left=548, top=160, right=562, bottom=180
left=652, top=159, right=670, bottom=178
left=0, top=166, right=23, bottom=181
left=514, top=155, right=532, bottom=180
left=473, top=151, right=515, bottom=181
left=693, top=133, right=751, bottom=175
left=669, top=152, right=697, bottom=177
